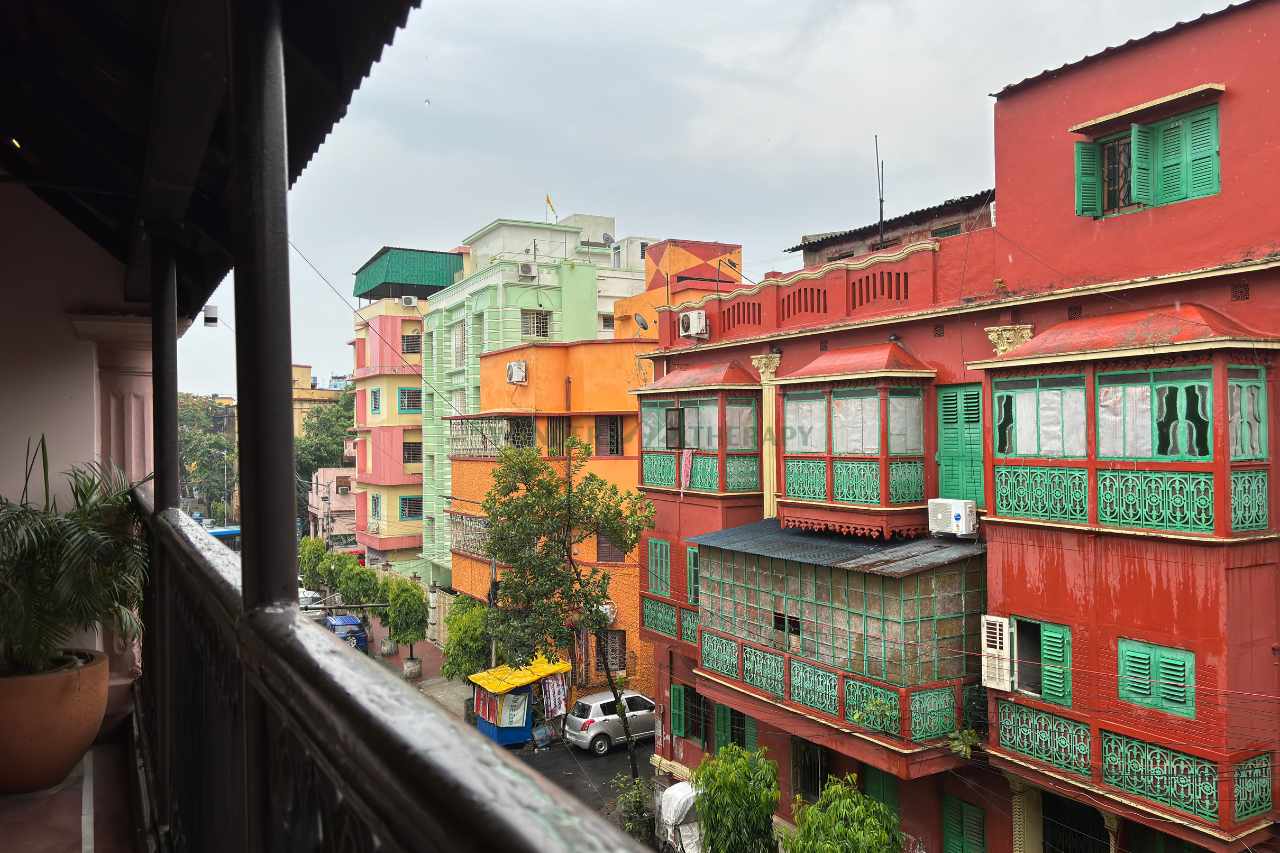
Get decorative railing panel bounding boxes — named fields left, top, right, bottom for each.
left=642, top=452, right=677, bottom=487
left=1100, top=730, right=1218, bottom=821
left=679, top=609, right=698, bottom=645
left=743, top=646, right=786, bottom=697
left=909, top=687, right=957, bottom=741
left=994, top=466, right=1088, bottom=523
left=833, top=460, right=879, bottom=504
left=1231, top=469, right=1269, bottom=532
left=789, top=660, right=839, bottom=716
left=448, top=512, right=490, bottom=559
left=688, top=455, right=719, bottom=491
left=845, top=680, right=900, bottom=735
left=888, top=460, right=925, bottom=504
left=785, top=458, right=828, bottom=501
left=1097, top=470, right=1214, bottom=533
left=996, top=701, right=1092, bottom=777
left=725, top=455, right=761, bottom=491
left=701, top=632, right=740, bottom=678
left=642, top=597, right=678, bottom=637
left=1234, top=752, right=1273, bottom=821
left=449, top=416, right=536, bottom=457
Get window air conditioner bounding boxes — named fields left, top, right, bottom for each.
left=400, top=295, right=418, bottom=308
left=506, top=360, right=528, bottom=384
left=517, top=262, right=537, bottom=280
left=927, top=498, right=977, bottom=536
left=337, top=486, right=350, bottom=495
left=980, top=615, right=1013, bottom=691
left=678, top=310, right=708, bottom=339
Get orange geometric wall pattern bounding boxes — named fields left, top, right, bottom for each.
left=644, top=239, right=742, bottom=295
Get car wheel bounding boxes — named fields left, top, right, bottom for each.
left=590, top=734, right=612, bottom=756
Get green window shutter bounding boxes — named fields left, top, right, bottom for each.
left=714, top=704, right=731, bottom=752
left=1156, top=646, right=1195, bottom=716
left=1131, top=123, right=1156, bottom=205
left=938, top=385, right=985, bottom=507
left=864, top=766, right=899, bottom=817
left=1075, top=141, right=1102, bottom=217
left=1155, top=117, right=1188, bottom=204
left=687, top=546, right=699, bottom=605
left=1118, top=641, right=1155, bottom=702
left=942, top=796, right=965, bottom=853
left=648, top=540, right=670, bottom=596
left=962, top=802, right=986, bottom=853
left=669, top=684, right=685, bottom=737
left=1040, top=623, right=1072, bottom=707
left=1187, top=107, right=1220, bottom=199
left=744, top=716, right=758, bottom=751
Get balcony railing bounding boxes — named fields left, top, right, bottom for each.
left=449, top=416, right=536, bottom=458
left=137, top=493, right=638, bottom=852
left=640, top=450, right=761, bottom=493
left=782, top=456, right=926, bottom=505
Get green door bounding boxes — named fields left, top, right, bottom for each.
left=937, top=384, right=984, bottom=508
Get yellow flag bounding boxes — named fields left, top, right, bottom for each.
left=545, top=193, right=557, bottom=220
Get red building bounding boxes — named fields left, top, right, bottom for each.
left=638, top=3, right=1280, bottom=851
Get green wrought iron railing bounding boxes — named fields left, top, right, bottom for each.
left=996, top=700, right=1092, bottom=777
left=641, top=452, right=677, bottom=488
left=701, top=632, right=739, bottom=678
left=743, top=646, right=786, bottom=697
left=845, top=679, right=900, bottom=735
left=1097, top=470, right=1214, bottom=533
left=888, top=460, right=925, bottom=504
left=679, top=608, right=698, bottom=645
left=1231, top=469, right=1269, bottom=531
left=789, top=659, right=839, bottom=716
left=1100, top=730, right=1218, bottom=821
left=994, top=466, right=1088, bottom=523
left=641, top=596, right=677, bottom=637
left=688, top=454, right=719, bottom=491
left=785, top=458, right=828, bottom=501
left=909, top=687, right=957, bottom=741
left=833, top=459, right=879, bottom=504
left=1235, top=752, right=1273, bottom=821
left=725, top=455, right=760, bottom=491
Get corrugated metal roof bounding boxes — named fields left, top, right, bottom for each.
left=353, top=247, right=464, bottom=297
left=995, top=1, right=1261, bottom=97
left=688, top=519, right=983, bottom=575
left=784, top=190, right=993, bottom=253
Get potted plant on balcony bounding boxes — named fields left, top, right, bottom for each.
left=0, top=442, right=148, bottom=793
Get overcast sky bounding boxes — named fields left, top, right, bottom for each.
left=177, top=0, right=1229, bottom=395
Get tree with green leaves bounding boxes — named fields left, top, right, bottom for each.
left=386, top=577, right=429, bottom=660
left=782, top=774, right=901, bottom=853
left=177, top=393, right=237, bottom=521
left=316, top=550, right=357, bottom=594
left=337, top=561, right=380, bottom=620
left=294, top=390, right=354, bottom=520
left=441, top=596, right=493, bottom=681
left=482, top=436, right=654, bottom=778
left=298, top=536, right=327, bottom=590
left=691, top=744, right=779, bottom=853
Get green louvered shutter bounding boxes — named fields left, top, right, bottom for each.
left=938, top=385, right=985, bottom=507
left=1075, top=141, right=1102, bottom=217
left=864, top=766, right=899, bottom=817
left=962, top=802, right=986, bottom=853
left=1118, top=641, right=1155, bottom=703
left=942, top=796, right=965, bottom=853
left=1156, top=117, right=1188, bottom=204
left=1156, top=647, right=1195, bottom=716
left=648, top=540, right=670, bottom=595
left=743, top=716, right=758, bottom=751
left=714, top=704, right=731, bottom=752
left=1040, top=623, right=1072, bottom=707
left=1130, top=123, right=1156, bottom=205
left=670, top=684, right=685, bottom=737
left=1187, top=107, right=1220, bottom=199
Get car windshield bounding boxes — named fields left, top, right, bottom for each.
left=570, top=701, right=591, bottom=719
left=334, top=625, right=358, bottom=637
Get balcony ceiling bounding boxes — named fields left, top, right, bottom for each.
left=0, top=0, right=419, bottom=318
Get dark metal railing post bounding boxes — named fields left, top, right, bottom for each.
left=148, top=237, right=178, bottom=836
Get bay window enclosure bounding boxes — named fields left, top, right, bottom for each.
left=990, top=359, right=1270, bottom=536
left=639, top=392, right=762, bottom=492
left=781, top=383, right=928, bottom=506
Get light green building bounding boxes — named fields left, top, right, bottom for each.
left=416, top=214, right=653, bottom=584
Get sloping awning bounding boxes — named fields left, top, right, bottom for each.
left=968, top=304, right=1280, bottom=369
left=468, top=657, right=572, bottom=695
left=773, top=342, right=935, bottom=385
left=632, top=359, right=759, bottom=394
left=687, top=519, right=983, bottom=576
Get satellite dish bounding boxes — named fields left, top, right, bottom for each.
left=634, top=314, right=650, bottom=331
left=603, top=232, right=615, bottom=244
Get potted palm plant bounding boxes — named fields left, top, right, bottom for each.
left=0, top=441, right=148, bottom=793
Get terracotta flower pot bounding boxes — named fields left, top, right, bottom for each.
left=0, top=650, right=109, bottom=794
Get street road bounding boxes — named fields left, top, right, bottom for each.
left=518, top=737, right=655, bottom=812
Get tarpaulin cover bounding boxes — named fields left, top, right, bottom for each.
left=467, top=656, right=571, bottom=695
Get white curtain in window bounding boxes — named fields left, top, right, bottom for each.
left=888, top=395, right=923, bottom=455
left=785, top=396, right=827, bottom=453
left=641, top=403, right=665, bottom=450
left=832, top=394, right=879, bottom=455
left=682, top=401, right=718, bottom=450
left=1062, top=388, right=1086, bottom=456
left=1015, top=391, right=1038, bottom=455
left=1232, top=384, right=1265, bottom=458
left=726, top=401, right=757, bottom=450
left=1037, top=391, right=1063, bottom=456
left=1125, top=385, right=1153, bottom=457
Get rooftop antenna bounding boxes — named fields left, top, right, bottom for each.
left=875, top=134, right=885, bottom=247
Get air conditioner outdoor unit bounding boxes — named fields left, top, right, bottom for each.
left=506, top=360, right=528, bottom=384
left=928, top=498, right=977, bottom=536
left=517, top=262, right=537, bottom=280
left=337, top=486, right=350, bottom=495
left=678, top=310, right=709, bottom=338
left=400, top=295, right=418, bottom=308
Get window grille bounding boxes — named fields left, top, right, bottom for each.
left=595, top=630, right=626, bottom=672
left=399, top=496, right=423, bottom=520
left=449, top=513, right=490, bottom=558
left=596, top=535, right=626, bottom=562
left=402, top=442, right=422, bottom=464
left=369, top=493, right=381, bottom=520
left=450, top=388, right=467, bottom=415
left=401, top=334, right=422, bottom=354
left=595, top=415, right=622, bottom=456
left=398, top=387, right=422, bottom=413
left=449, top=416, right=536, bottom=457
left=547, top=416, right=571, bottom=456
left=599, top=314, right=615, bottom=331
left=369, top=388, right=382, bottom=414
left=521, top=310, right=550, bottom=338
left=450, top=322, right=466, bottom=368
